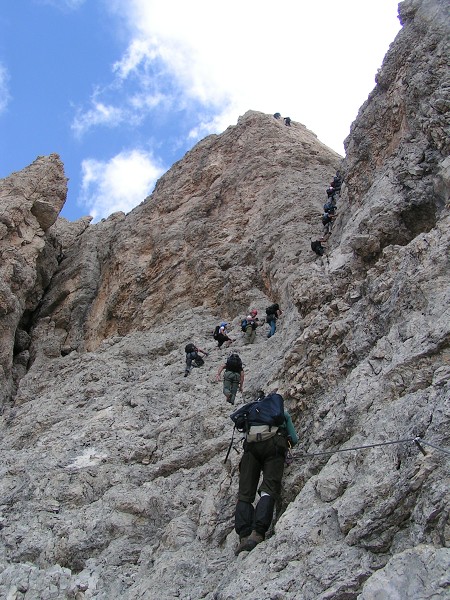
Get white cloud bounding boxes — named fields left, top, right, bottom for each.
left=79, top=149, right=165, bottom=221
left=104, top=0, right=401, bottom=153
left=71, top=98, right=126, bottom=138
left=0, top=63, right=10, bottom=114
left=112, top=39, right=159, bottom=80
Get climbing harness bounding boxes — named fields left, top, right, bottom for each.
left=292, top=436, right=450, bottom=461
left=224, top=431, right=297, bottom=465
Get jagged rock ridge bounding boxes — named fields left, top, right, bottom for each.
left=0, top=0, right=449, bottom=598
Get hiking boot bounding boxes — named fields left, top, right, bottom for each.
left=235, top=531, right=264, bottom=554
left=184, top=371, right=189, bottom=377
left=234, top=536, right=249, bottom=555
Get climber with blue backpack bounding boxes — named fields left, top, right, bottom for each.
left=228, top=391, right=298, bottom=555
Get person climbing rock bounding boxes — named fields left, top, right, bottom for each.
left=323, top=199, right=337, bottom=215
left=311, top=240, right=326, bottom=256
left=184, top=343, right=208, bottom=377
left=330, top=171, right=342, bottom=193
left=284, top=116, right=291, bottom=126
left=326, top=185, right=338, bottom=204
left=322, top=212, right=334, bottom=236
left=242, top=309, right=260, bottom=345
left=214, top=322, right=234, bottom=349
left=233, top=392, right=298, bottom=555
left=265, top=303, right=282, bottom=338
left=216, top=353, right=244, bottom=405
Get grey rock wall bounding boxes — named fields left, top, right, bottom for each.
left=0, top=154, right=68, bottom=406
left=0, top=1, right=449, bottom=598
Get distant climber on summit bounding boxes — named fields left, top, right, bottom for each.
left=184, top=343, right=208, bottom=377
left=284, top=116, right=291, bottom=126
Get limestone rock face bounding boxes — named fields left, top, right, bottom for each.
left=0, top=154, right=69, bottom=405
left=0, top=1, right=449, bottom=599
left=35, top=113, right=339, bottom=355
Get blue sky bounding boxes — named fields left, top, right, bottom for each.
left=0, top=0, right=402, bottom=222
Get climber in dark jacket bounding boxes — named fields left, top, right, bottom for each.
left=265, top=303, right=282, bottom=338
left=184, top=343, right=208, bottom=377
left=234, top=393, right=298, bottom=555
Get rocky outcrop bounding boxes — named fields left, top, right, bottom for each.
left=0, top=154, right=68, bottom=405
left=341, top=0, right=449, bottom=256
left=0, top=1, right=449, bottom=598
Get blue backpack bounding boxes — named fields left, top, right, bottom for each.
left=224, top=393, right=285, bottom=461
left=230, top=393, right=285, bottom=433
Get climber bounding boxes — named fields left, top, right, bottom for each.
left=284, top=116, right=291, bottom=126
left=242, top=309, right=261, bottom=345
left=311, top=240, right=326, bottom=257
left=273, top=112, right=281, bottom=120
left=330, top=172, right=342, bottom=192
left=326, top=185, right=337, bottom=203
left=322, top=212, right=335, bottom=236
left=323, top=200, right=337, bottom=215
left=234, top=391, right=298, bottom=554
left=214, top=322, right=235, bottom=349
left=216, top=353, right=244, bottom=405
left=184, top=343, right=208, bottom=377
left=265, top=303, right=282, bottom=338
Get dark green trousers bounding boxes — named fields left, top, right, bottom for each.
left=235, top=433, right=288, bottom=537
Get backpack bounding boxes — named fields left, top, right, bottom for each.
left=241, top=318, right=248, bottom=332
left=332, top=176, right=342, bottom=189
left=226, top=353, right=242, bottom=373
left=230, top=393, right=285, bottom=434
left=213, top=325, right=220, bottom=340
left=311, top=241, right=325, bottom=256
left=194, top=356, right=204, bottom=367
left=185, top=343, right=196, bottom=354
left=265, top=304, right=279, bottom=316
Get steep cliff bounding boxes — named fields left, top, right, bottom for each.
left=0, top=0, right=449, bottom=599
